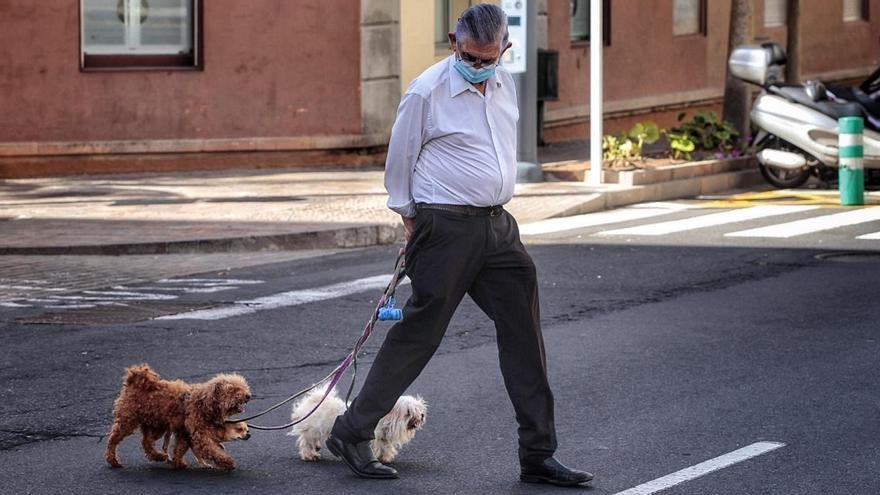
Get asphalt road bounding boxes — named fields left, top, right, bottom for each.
left=1, top=198, right=879, bottom=494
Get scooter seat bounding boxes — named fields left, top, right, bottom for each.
left=827, top=85, right=880, bottom=128
left=773, top=85, right=864, bottom=120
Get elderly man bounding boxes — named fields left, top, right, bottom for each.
left=326, top=4, right=593, bottom=487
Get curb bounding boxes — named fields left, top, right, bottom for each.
left=0, top=224, right=403, bottom=255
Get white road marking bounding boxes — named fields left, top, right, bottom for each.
left=1, top=298, right=63, bottom=306
left=613, top=441, right=786, bottom=495
left=80, top=290, right=177, bottom=300
left=0, top=302, right=30, bottom=308
left=727, top=207, right=880, bottom=238
left=39, top=294, right=174, bottom=302
left=157, top=278, right=264, bottom=285
left=0, top=285, right=66, bottom=292
left=857, top=231, right=880, bottom=240
left=156, top=274, right=410, bottom=321
left=600, top=205, right=819, bottom=236
left=1, top=278, right=265, bottom=309
left=0, top=279, right=51, bottom=285
left=520, top=208, right=680, bottom=236
left=629, top=202, right=698, bottom=210
left=111, top=285, right=238, bottom=294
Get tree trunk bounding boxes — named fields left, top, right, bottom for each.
left=722, top=0, right=754, bottom=138
left=785, top=0, right=801, bottom=84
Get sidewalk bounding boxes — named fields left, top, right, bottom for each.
left=0, top=147, right=759, bottom=254
left=0, top=167, right=638, bottom=255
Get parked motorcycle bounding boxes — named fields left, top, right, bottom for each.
left=728, top=42, right=880, bottom=188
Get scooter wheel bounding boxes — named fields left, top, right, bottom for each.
left=758, top=163, right=811, bottom=189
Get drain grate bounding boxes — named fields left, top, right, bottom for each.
left=15, top=302, right=217, bottom=325
left=815, top=252, right=880, bottom=263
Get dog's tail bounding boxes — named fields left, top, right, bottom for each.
left=123, top=363, right=160, bottom=390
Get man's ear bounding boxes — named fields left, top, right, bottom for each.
left=501, top=40, right=513, bottom=56
left=448, top=32, right=456, bottom=52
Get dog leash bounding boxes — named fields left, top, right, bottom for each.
left=231, top=250, right=407, bottom=431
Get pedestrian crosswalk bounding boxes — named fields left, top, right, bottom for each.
left=725, top=207, right=880, bottom=238
left=521, top=203, right=880, bottom=242
left=518, top=204, right=690, bottom=236
left=599, top=205, right=819, bottom=237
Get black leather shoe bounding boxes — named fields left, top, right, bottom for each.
left=326, top=435, right=399, bottom=479
left=520, top=457, right=594, bottom=487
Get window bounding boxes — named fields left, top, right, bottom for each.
left=673, top=0, right=706, bottom=36
left=843, top=0, right=868, bottom=22
left=570, top=0, right=589, bottom=41
left=80, top=0, right=200, bottom=70
left=764, top=0, right=787, bottom=27
left=570, top=0, right=611, bottom=45
left=435, top=0, right=451, bottom=47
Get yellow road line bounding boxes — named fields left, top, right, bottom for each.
left=700, top=189, right=880, bottom=208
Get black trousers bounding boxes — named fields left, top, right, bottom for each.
left=332, top=207, right=557, bottom=464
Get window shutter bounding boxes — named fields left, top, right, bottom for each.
left=764, top=0, right=787, bottom=27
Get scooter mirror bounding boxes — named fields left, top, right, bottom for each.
left=804, top=80, right=828, bottom=102
left=762, top=42, right=787, bottom=66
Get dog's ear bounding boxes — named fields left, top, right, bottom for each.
left=406, top=415, right=418, bottom=429
left=406, top=408, right=424, bottom=430
left=212, top=380, right=241, bottom=417
left=405, top=401, right=426, bottom=429
left=211, top=381, right=229, bottom=414
left=123, top=364, right=160, bottom=391
left=190, top=383, right=222, bottom=421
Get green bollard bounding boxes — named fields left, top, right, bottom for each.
left=839, top=116, right=865, bottom=206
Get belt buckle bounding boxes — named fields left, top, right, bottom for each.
left=489, top=206, right=502, bottom=217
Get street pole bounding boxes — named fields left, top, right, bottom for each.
left=588, top=0, right=603, bottom=185
left=839, top=116, right=865, bottom=206
left=504, top=0, right=542, bottom=183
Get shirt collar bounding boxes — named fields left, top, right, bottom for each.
left=447, top=56, right=502, bottom=98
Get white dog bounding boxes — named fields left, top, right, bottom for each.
left=288, top=386, right=426, bottom=463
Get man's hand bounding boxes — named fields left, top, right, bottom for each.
left=402, top=215, right=416, bottom=243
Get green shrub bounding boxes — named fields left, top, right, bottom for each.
left=669, top=111, right=742, bottom=159
left=666, top=131, right=696, bottom=160
left=602, top=121, right=661, bottom=167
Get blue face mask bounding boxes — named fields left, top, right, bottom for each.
left=454, top=57, right=496, bottom=84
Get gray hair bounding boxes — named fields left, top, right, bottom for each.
left=454, top=4, right=509, bottom=48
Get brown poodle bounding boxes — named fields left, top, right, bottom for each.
left=104, top=364, right=251, bottom=471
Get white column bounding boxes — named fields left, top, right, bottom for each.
left=129, top=0, right=141, bottom=48
left=588, top=0, right=603, bottom=185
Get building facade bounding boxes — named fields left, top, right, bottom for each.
left=538, top=0, right=880, bottom=141
left=403, top=0, right=880, bottom=141
left=0, top=0, right=401, bottom=176
left=1, top=0, right=879, bottom=176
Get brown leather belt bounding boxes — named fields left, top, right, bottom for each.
left=416, top=203, right=504, bottom=217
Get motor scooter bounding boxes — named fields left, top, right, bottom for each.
left=728, top=42, right=880, bottom=188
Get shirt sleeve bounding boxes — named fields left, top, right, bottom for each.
left=384, top=92, right=429, bottom=218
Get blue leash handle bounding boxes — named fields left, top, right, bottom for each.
left=377, top=295, right=403, bottom=321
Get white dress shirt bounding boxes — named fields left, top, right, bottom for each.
left=384, top=56, right=519, bottom=218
